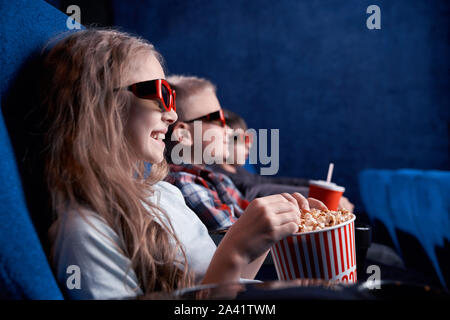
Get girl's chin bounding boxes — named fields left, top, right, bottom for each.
left=143, top=152, right=164, bottom=164
left=144, top=141, right=165, bottom=164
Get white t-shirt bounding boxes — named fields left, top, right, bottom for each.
left=50, top=181, right=218, bottom=300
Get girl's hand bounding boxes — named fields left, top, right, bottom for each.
left=202, top=192, right=328, bottom=285
left=291, top=192, right=328, bottom=212
left=221, top=193, right=301, bottom=264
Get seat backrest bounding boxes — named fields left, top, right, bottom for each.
left=0, top=0, right=77, bottom=299
left=359, top=169, right=450, bottom=288
left=0, top=108, right=62, bottom=299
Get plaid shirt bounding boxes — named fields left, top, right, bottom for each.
left=165, top=163, right=249, bottom=232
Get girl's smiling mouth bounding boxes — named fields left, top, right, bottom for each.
left=150, top=130, right=167, bottom=147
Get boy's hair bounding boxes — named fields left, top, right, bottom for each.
left=223, top=109, right=247, bottom=131
left=166, top=75, right=217, bottom=122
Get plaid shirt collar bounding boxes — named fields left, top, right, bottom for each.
left=169, top=163, right=225, bottom=182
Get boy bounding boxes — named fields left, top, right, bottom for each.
left=164, top=75, right=351, bottom=233
left=164, top=75, right=250, bottom=232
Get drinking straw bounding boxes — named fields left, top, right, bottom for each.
left=326, top=163, right=334, bottom=183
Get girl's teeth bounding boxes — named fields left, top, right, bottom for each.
left=151, top=133, right=165, bottom=140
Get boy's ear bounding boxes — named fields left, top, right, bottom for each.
left=172, top=122, right=193, bottom=146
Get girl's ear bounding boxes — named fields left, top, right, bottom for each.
left=172, top=122, right=193, bottom=146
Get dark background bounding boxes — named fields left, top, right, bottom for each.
left=45, top=0, right=450, bottom=213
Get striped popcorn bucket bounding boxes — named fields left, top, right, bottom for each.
left=270, top=215, right=357, bottom=283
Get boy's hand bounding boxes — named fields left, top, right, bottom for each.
left=338, top=196, right=354, bottom=212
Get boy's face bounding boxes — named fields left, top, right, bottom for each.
left=185, top=89, right=230, bottom=162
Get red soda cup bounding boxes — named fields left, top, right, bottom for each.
left=308, top=180, right=345, bottom=211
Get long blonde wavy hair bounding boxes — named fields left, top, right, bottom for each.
left=42, top=29, right=193, bottom=295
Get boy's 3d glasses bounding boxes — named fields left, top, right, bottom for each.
left=186, top=109, right=226, bottom=128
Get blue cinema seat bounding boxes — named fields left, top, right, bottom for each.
left=359, top=169, right=450, bottom=288
left=0, top=0, right=80, bottom=299
left=0, top=107, right=62, bottom=299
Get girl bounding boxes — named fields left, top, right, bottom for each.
left=43, top=29, right=324, bottom=299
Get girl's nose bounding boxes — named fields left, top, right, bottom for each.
left=162, top=109, right=178, bottom=124
left=224, top=125, right=232, bottom=136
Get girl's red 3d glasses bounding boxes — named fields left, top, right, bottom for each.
left=127, top=79, right=176, bottom=112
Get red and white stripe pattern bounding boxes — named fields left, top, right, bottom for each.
left=270, top=219, right=357, bottom=283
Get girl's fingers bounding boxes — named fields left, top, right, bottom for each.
left=280, top=193, right=299, bottom=206
left=257, top=194, right=290, bottom=205
left=307, top=197, right=328, bottom=211
left=292, top=192, right=310, bottom=212
left=269, top=201, right=298, bottom=215
left=274, top=211, right=301, bottom=226
left=275, top=222, right=299, bottom=236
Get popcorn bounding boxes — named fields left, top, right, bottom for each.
left=272, top=208, right=357, bottom=283
left=297, top=208, right=353, bottom=233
